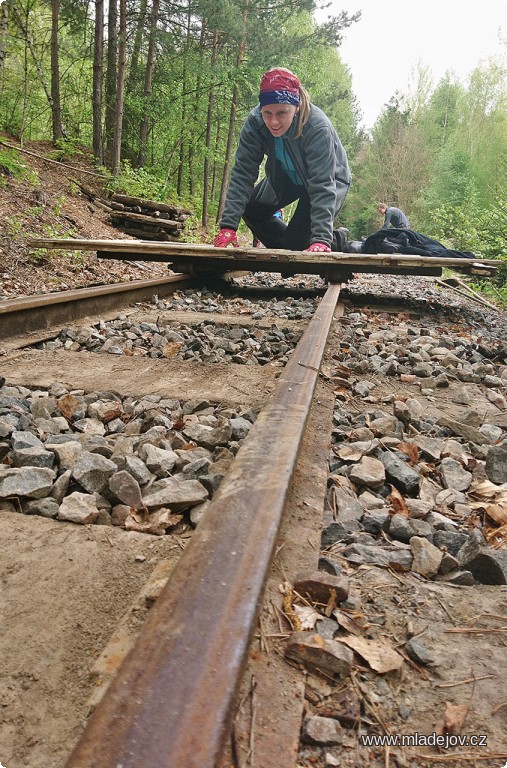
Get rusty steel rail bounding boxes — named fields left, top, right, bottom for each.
left=65, top=282, right=342, bottom=768
left=0, top=274, right=194, bottom=342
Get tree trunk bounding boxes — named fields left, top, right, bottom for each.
left=11, top=2, right=53, bottom=114
left=104, top=0, right=117, bottom=166
left=111, top=0, right=126, bottom=176
left=176, top=2, right=191, bottom=195
left=187, top=20, right=206, bottom=198
left=0, top=0, right=9, bottom=80
left=211, top=114, right=222, bottom=200
left=126, top=0, right=148, bottom=94
left=50, top=0, right=64, bottom=140
left=92, top=0, right=104, bottom=162
left=217, top=0, right=248, bottom=221
left=201, top=28, right=218, bottom=227
left=138, top=0, right=160, bottom=167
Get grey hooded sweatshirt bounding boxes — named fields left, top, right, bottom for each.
left=220, top=104, right=351, bottom=247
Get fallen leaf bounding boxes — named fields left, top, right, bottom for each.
left=469, top=479, right=507, bottom=499
left=293, top=605, right=320, bottom=630
left=333, top=609, right=368, bottom=636
left=125, top=509, right=182, bottom=535
left=338, top=635, right=404, bottom=674
left=388, top=487, right=410, bottom=517
left=398, top=442, right=419, bottom=465
left=57, top=394, right=81, bottom=420
left=102, top=402, right=123, bottom=423
left=436, top=701, right=469, bottom=736
left=484, top=503, right=507, bottom=527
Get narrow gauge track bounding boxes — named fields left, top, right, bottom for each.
left=0, top=273, right=196, bottom=345
left=2, top=272, right=507, bottom=768
left=0, top=272, right=340, bottom=768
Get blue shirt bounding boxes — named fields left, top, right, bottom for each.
left=275, top=137, right=303, bottom=186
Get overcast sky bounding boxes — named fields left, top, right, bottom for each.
left=320, top=0, right=507, bottom=129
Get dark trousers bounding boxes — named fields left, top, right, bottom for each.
left=243, top=180, right=312, bottom=251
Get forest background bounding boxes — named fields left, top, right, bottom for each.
left=0, top=0, right=506, bottom=293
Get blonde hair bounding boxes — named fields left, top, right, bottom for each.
left=295, top=85, right=311, bottom=139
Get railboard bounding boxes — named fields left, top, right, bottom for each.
left=28, top=238, right=501, bottom=279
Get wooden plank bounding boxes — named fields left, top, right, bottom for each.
left=27, top=238, right=501, bottom=268
left=118, top=228, right=178, bottom=242
left=110, top=211, right=181, bottom=230
left=111, top=193, right=192, bottom=217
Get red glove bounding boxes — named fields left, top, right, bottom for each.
left=213, top=228, right=239, bottom=247
left=305, top=242, right=331, bottom=253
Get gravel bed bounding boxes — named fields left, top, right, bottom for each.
left=0, top=382, right=256, bottom=534
left=156, top=286, right=319, bottom=320
left=36, top=316, right=302, bottom=365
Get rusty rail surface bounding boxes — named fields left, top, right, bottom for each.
left=0, top=274, right=194, bottom=342
left=65, top=282, right=342, bottom=768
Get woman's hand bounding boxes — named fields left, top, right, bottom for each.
left=305, top=242, right=331, bottom=253
left=213, top=228, right=239, bottom=247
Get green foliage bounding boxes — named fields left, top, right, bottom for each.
left=425, top=202, right=481, bottom=253
left=48, top=139, right=85, bottom=163
left=106, top=161, right=169, bottom=201
left=0, top=148, right=39, bottom=185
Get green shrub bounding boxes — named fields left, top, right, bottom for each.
left=0, top=148, right=39, bottom=185
left=106, top=160, right=168, bottom=201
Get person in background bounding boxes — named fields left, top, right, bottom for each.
left=213, top=67, right=351, bottom=253
left=377, top=203, right=410, bottom=229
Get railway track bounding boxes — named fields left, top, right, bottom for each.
left=1, top=272, right=338, bottom=768
left=1, top=271, right=507, bottom=768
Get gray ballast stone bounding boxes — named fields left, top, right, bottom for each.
left=380, top=452, right=420, bottom=495
left=433, top=530, right=469, bottom=556
left=11, top=430, right=44, bottom=450
left=230, top=417, right=252, bottom=440
left=302, top=716, right=343, bottom=746
left=439, top=457, right=473, bottom=492
left=138, top=444, right=178, bottom=477
left=72, top=451, right=118, bottom=494
left=321, top=521, right=360, bottom=549
left=182, top=422, right=233, bottom=449
left=0, top=467, right=55, bottom=498
left=58, top=491, right=100, bottom=524
left=142, top=477, right=208, bottom=511
left=11, top=446, right=55, bottom=469
left=410, top=536, right=443, bottom=578
left=436, top=415, right=488, bottom=446
left=362, top=510, right=390, bottom=534
left=436, top=569, right=475, bottom=585
left=404, top=638, right=435, bottom=666
left=23, top=497, right=60, bottom=518
left=341, top=543, right=413, bottom=571
left=109, top=470, right=144, bottom=509
left=485, top=441, right=507, bottom=485
left=456, top=528, right=487, bottom=567
left=465, top=549, right=507, bottom=585
left=387, top=513, right=414, bottom=544
left=331, top=487, right=364, bottom=522
left=348, top=456, right=386, bottom=487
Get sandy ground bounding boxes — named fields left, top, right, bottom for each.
left=0, top=513, right=182, bottom=768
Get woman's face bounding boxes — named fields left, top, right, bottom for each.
left=260, top=103, right=298, bottom=137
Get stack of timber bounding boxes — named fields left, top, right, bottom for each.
left=108, top=194, right=193, bottom=241
left=76, top=183, right=193, bottom=241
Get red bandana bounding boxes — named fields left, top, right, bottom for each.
left=259, top=68, right=301, bottom=107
